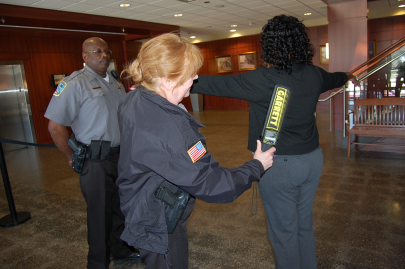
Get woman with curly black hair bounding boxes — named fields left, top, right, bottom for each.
left=261, top=14, right=315, bottom=74
left=192, top=15, right=359, bottom=269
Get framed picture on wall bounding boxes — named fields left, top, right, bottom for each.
left=238, top=52, right=257, bottom=71
left=51, top=74, right=67, bottom=87
left=369, top=41, right=376, bottom=59
left=319, top=45, right=329, bottom=65
left=215, top=55, right=233, bottom=73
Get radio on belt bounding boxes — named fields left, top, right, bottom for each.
left=260, top=85, right=291, bottom=151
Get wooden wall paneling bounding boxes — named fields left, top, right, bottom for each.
left=200, top=57, right=208, bottom=75
left=0, top=35, right=29, bottom=53
left=317, top=25, right=329, bottom=38
left=28, top=37, right=79, bottom=53
left=392, top=16, right=405, bottom=30
left=76, top=52, right=84, bottom=67
left=226, top=97, right=248, bottom=110
left=203, top=95, right=247, bottom=110
left=208, top=58, right=216, bottom=74
left=369, top=31, right=393, bottom=42
left=368, top=17, right=393, bottom=33
left=307, top=27, right=318, bottom=40
left=107, top=40, right=124, bottom=59
left=125, top=40, right=142, bottom=63
left=206, top=50, right=216, bottom=59
left=30, top=52, right=82, bottom=112
left=376, top=40, right=393, bottom=54
left=0, top=53, right=31, bottom=61
left=393, top=30, right=405, bottom=40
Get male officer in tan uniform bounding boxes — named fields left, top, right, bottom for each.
left=45, top=37, right=140, bottom=269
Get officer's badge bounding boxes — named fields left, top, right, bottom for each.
left=53, top=81, right=67, bottom=96
left=117, top=82, right=124, bottom=89
left=187, top=141, right=206, bottom=163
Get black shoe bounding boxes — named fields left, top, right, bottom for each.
left=112, top=250, right=141, bottom=265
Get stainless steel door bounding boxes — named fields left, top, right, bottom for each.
left=0, top=62, right=36, bottom=152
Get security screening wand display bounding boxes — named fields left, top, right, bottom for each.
left=260, top=85, right=291, bottom=152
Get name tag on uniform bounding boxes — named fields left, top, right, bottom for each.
left=92, top=86, right=101, bottom=89
left=187, top=141, right=206, bottom=163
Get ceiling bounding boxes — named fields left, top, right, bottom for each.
left=0, top=0, right=404, bottom=42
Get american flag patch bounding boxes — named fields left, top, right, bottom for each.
left=187, top=141, right=206, bottom=163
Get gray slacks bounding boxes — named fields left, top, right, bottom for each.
left=258, top=147, right=323, bottom=269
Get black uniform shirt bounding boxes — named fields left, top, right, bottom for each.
left=192, top=64, right=348, bottom=155
left=117, top=87, right=264, bottom=254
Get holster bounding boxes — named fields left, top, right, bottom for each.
left=155, top=181, right=189, bottom=234
left=67, top=134, right=87, bottom=174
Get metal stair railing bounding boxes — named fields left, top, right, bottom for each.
left=318, top=40, right=405, bottom=134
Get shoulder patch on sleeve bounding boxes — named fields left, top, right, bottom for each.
left=187, top=141, right=206, bottom=163
left=53, top=81, right=67, bottom=96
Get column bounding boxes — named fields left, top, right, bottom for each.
left=326, top=0, right=368, bottom=129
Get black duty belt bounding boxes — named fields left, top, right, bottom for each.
left=85, top=140, right=120, bottom=161
left=68, top=135, right=119, bottom=174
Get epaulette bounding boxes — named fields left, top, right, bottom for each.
left=63, top=69, right=86, bottom=83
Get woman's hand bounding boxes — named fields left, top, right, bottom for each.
left=253, top=140, right=276, bottom=171
left=346, top=72, right=361, bottom=87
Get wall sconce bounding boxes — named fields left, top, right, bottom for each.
left=325, top=43, right=329, bottom=59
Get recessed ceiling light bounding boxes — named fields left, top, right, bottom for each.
left=304, top=13, right=311, bottom=16
left=204, top=1, right=210, bottom=3
left=174, top=14, right=183, bottom=17
left=399, top=4, right=405, bottom=7
left=190, top=36, right=196, bottom=38
left=231, top=24, right=237, bottom=27
left=120, top=3, right=131, bottom=7
left=230, top=29, right=236, bottom=32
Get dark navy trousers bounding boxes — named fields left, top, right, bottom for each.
left=258, top=147, right=323, bottom=269
left=79, top=153, right=132, bottom=269
left=139, top=197, right=196, bottom=269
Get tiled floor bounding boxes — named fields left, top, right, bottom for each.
left=0, top=109, right=404, bottom=269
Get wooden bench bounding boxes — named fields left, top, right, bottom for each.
left=347, top=98, right=405, bottom=157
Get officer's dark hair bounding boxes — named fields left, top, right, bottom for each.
left=261, top=15, right=314, bottom=74
left=125, top=33, right=203, bottom=91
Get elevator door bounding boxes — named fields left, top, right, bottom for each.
left=0, top=63, right=36, bottom=152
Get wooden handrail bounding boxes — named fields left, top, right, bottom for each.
left=321, top=37, right=405, bottom=102
left=351, top=36, right=405, bottom=77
